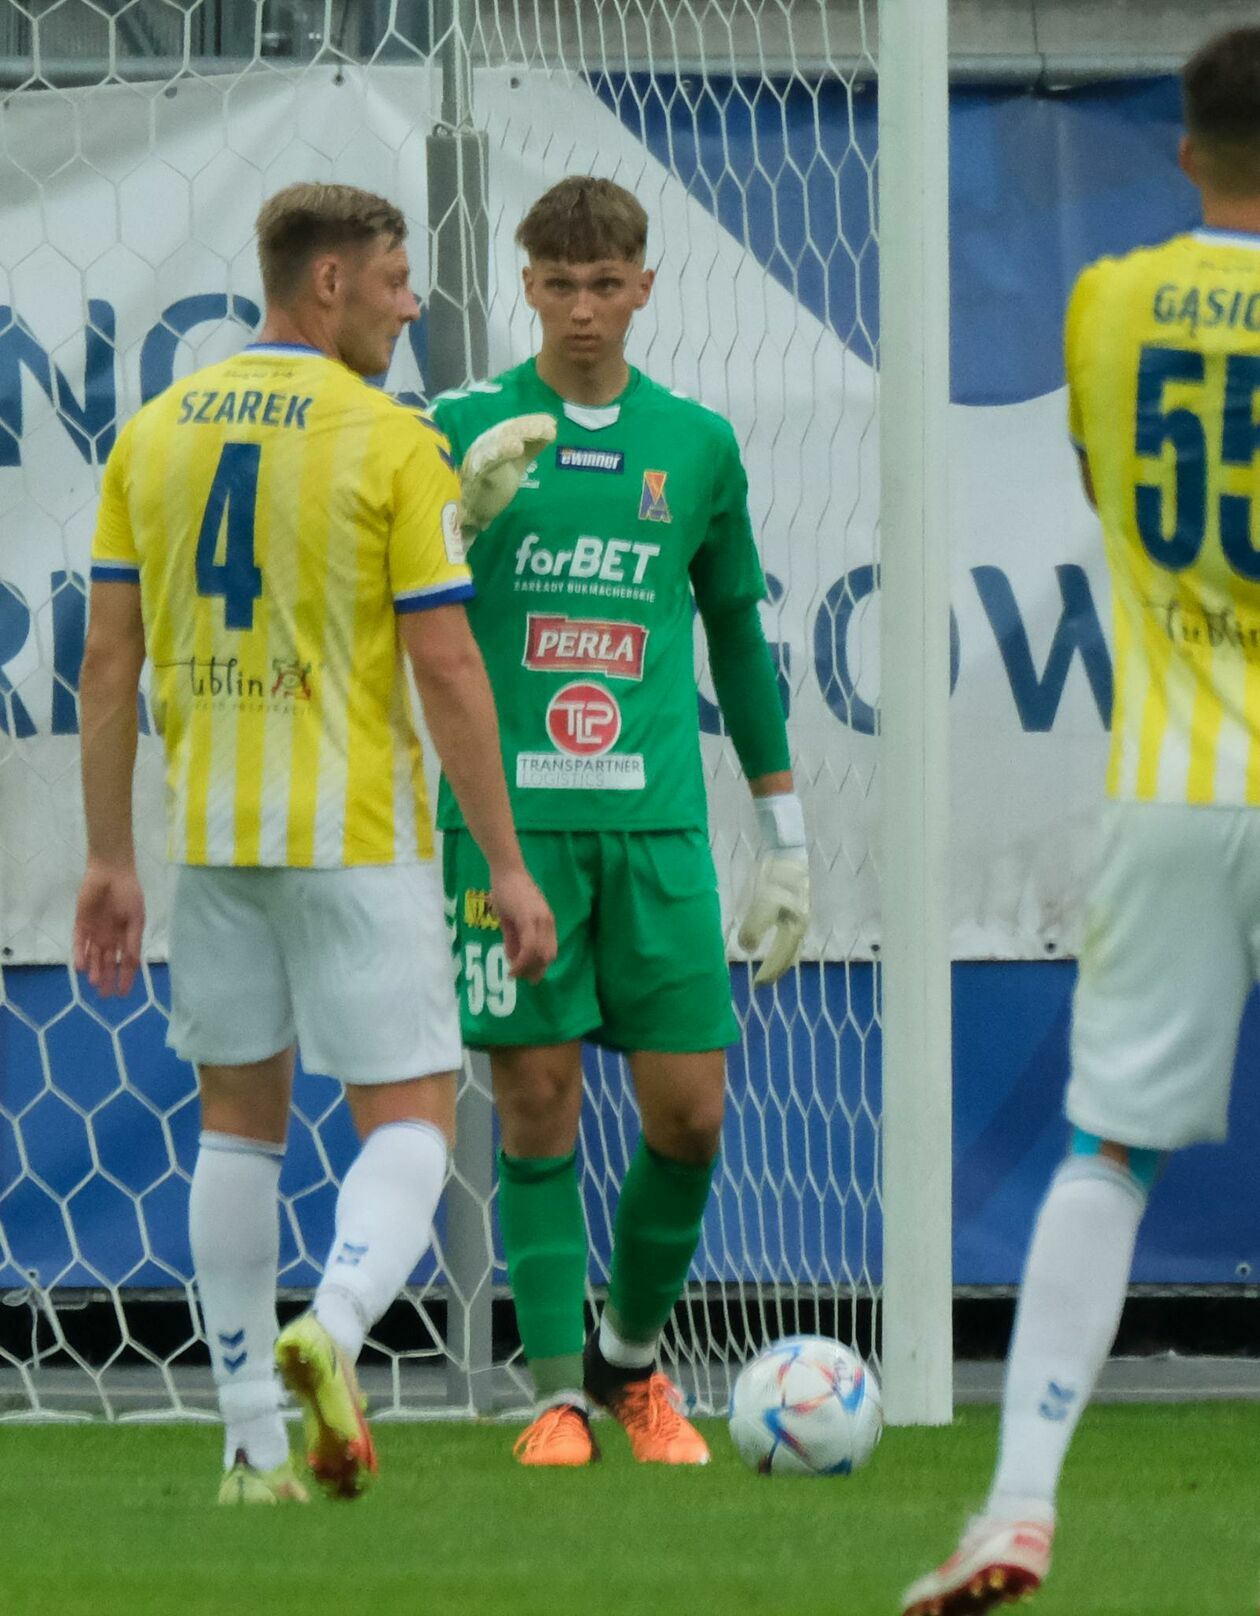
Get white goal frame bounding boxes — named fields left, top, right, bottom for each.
left=0, top=0, right=956, bottom=1428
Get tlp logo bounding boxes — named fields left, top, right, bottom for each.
left=545, top=681, right=621, bottom=756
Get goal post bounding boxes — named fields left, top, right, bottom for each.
left=877, top=0, right=955, bottom=1427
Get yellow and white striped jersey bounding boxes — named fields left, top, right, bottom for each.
left=1067, top=230, right=1260, bottom=805
left=91, top=343, right=472, bottom=866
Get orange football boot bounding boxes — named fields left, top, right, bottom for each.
left=600, top=1372, right=711, bottom=1465
left=513, top=1402, right=601, bottom=1467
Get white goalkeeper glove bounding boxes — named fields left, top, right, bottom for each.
left=737, top=792, right=810, bottom=987
left=457, top=412, right=557, bottom=538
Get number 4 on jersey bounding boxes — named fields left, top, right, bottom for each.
left=196, top=441, right=263, bottom=629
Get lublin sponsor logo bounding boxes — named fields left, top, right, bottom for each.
left=523, top=614, right=648, bottom=680
left=270, top=659, right=312, bottom=700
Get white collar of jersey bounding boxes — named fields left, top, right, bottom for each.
left=243, top=342, right=327, bottom=358
left=1193, top=227, right=1260, bottom=248
left=562, top=400, right=621, bottom=431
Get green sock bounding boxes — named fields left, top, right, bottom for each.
left=497, top=1150, right=588, bottom=1399
left=606, top=1141, right=717, bottom=1344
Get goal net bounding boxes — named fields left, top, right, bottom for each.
left=0, top=0, right=886, bottom=1421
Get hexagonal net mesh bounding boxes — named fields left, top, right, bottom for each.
left=0, top=0, right=883, bottom=1422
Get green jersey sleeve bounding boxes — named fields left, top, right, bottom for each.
left=427, top=392, right=473, bottom=468
left=688, top=421, right=788, bottom=780
left=688, top=421, right=767, bottom=617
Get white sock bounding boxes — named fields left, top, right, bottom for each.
left=598, top=1310, right=656, bottom=1372
left=538, top=1387, right=590, bottom=1415
left=987, top=1154, right=1146, bottom=1522
left=189, top=1131, right=289, bottom=1471
left=314, top=1120, right=449, bottom=1362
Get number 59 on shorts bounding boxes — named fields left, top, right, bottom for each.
left=460, top=939, right=517, bottom=1018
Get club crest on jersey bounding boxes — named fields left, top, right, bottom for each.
left=524, top=614, right=648, bottom=680
left=639, top=469, right=671, bottom=523
left=463, top=890, right=501, bottom=932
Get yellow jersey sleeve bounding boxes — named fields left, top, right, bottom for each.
left=1064, top=261, right=1106, bottom=452
left=89, top=417, right=140, bottom=582
left=388, top=416, right=474, bottom=613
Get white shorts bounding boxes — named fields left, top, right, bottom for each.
left=167, top=863, right=462, bottom=1085
left=1067, top=800, right=1260, bottom=1150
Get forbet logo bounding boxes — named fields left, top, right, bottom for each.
left=514, top=533, right=659, bottom=584
left=545, top=682, right=622, bottom=756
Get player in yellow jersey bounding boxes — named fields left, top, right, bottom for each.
left=73, top=182, right=555, bottom=1503
left=904, top=29, right=1260, bottom=1614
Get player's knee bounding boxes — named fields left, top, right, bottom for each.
left=493, top=1056, right=582, bottom=1153
left=648, top=1097, right=724, bottom=1165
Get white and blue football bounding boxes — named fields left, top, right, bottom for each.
left=728, top=1335, right=883, bottom=1477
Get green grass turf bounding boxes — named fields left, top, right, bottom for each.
left=0, top=1404, right=1255, bottom=1616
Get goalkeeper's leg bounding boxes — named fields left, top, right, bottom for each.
left=491, top=1042, right=599, bottom=1466
left=582, top=1049, right=722, bottom=1465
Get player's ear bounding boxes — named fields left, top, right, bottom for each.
left=522, top=264, right=537, bottom=310
left=636, top=267, right=655, bottom=309
left=310, top=253, right=341, bottom=308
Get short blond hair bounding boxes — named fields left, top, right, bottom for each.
left=515, top=176, right=648, bottom=263
left=255, top=182, right=407, bottom=302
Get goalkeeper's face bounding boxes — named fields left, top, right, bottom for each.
left=330, top=238, right=420, bottom=377
left=523, top=256, right=654, bottom=370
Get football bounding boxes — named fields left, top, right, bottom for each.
left=728, top=1335, right=884, bottom=1476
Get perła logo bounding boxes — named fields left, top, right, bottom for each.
left=545, top=682, right=622, bottom=756
left=514, top=533, right=659, bottom=584
left=524, top=614, right=648, bottom=680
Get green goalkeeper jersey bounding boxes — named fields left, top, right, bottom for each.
left=431, top=359, right=767, bottom=833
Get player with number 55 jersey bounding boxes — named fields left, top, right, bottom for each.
left=904, top=28, right=1260, bottom=1614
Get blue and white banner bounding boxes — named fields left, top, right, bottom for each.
left=0, top=70, right=1196, bottom=962
left=4, top=72, right=1257, bottom=1293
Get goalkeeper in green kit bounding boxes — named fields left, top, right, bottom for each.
left=431, top=177, right=809, bottom=1466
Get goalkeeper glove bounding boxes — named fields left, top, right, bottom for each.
left=457, top=413, right=557, bottom=538
left=737, top=792, right=810, bottom=986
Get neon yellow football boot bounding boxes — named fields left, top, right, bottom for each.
left=217, top=1449, right=310, bottom=1505
left=275, top=1311, right=378, bottom=1499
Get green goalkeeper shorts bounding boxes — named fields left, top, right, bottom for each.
left=442, top=828, right=740, bottom=1053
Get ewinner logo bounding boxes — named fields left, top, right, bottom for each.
left=556, top=445, right=624, bottom=473
left=524, top=615, right=647, bottom=680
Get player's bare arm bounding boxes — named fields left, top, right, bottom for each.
left=74, top=578, right=146, bottom=997
left=399, top=604, right=556, bottom=983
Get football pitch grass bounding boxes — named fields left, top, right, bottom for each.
left=2, top=1404, right=1255, bottom=1616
